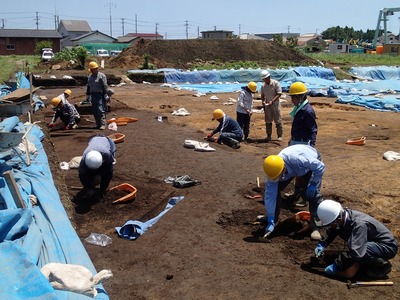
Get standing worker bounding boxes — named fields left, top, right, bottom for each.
left=315, top=199, right=398, bottom=279
left=48, top=97, right=80, bottom=130
left=86, top=61, right=108, bottom=130
left=288, top=82, right=317, bottom=147
left=285, top=82, right=318, bottom=207
left=207, top=109, right=243, bottom=149
left=260, top=70, right=283, bottom=142
left=236, top=82, right=257, bottom=142
left=78, top=135, right=116, bottom=196
left=262, top=144, right=325, bottom=240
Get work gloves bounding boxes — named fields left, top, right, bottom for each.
left=65, top=125, right=71, bottom=130
left=263, top=216, right=275, bottom=238
left=306, top=182, right=318, bottom=199
left=48, top=123, right=55, bottom=128
left=314, top=241, right=326, bottom=257
left=324, top=263, right=337, bottom=275
left=207, top=133, right=213, bottom=138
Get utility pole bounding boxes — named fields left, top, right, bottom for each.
left=122, top=18, right=125, bottom=36
left=106, top=2, right=116, bottom=36
left=155, top=23, right=159, bottom=40
left=287, top=25, right=290, bottom=33
left=185, top=20, right=189, bottom=39
left=198, top=26, right=200, bottom=38
left=1, top=19, right=4, bottom=29
left=35, top=12, right=39, bottom=29
left=135, top=14, right=137, bottom=34
left=239, top=24, right=241, bottom=35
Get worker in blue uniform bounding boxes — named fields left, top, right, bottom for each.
left=285, top=82, right=319, bottom=207
left=262, top=144, right=325, bottom=240
left=315, top=199, right=398, bottom=279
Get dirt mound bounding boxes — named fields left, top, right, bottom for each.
left=109, top=39, right=316, bottom=70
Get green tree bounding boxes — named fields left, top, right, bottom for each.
left=35, top=41, right=53, bottom=55
left=285, top=36, right=298, bottom=49
left=272, top=34, right=284, bottom=45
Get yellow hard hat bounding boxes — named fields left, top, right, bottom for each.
left=51, top=97, right=62, bottom=109
left=263, top=155, right=285, bottom=181
left=247, top=81, right=257, bottom=93
left=64, top=89, right=72, bottom=96
left=88, top=61, right=99, bottom=69
left=288, top=82, right=307, bottom=95
left=212, top=109, right=224, bottom=120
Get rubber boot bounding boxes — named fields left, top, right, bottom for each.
left=266, top=123, right=272, bottom=142
left=276, top=123, right=283, bottom=140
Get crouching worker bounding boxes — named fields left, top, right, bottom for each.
left=79, top=135, right=116, bottom=196
left=206, top=109, right=243, bottom=149
left=315, top=199, right=398, bottom=279
left=48, top=97, right=80, bottom=130
left=262, top=144, right=325, bottom=240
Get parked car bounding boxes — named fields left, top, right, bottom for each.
left=110, top=50, right=122, bottom=57
left=96, top=49, right=109, bottom=57
left=41, top=48, right=54, bottom=61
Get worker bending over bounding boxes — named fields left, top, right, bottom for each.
left=79, top=135, right=116, bottom=196
left=262, top=144, right=325, bottom=240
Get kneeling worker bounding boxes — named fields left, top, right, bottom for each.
left=315, top=199, right=398, bottom=279
left=48, top=97, right=80, bottom=130
left=79, top=135, right=116, bottom=196
left=207, top=109, right=243, bottom=149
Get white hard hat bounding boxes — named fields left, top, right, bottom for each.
left=85, top=150, right=103, bottom=169
left=261, top=70, right=271, bottom=79
left=317, top=199, right=343, bottom=226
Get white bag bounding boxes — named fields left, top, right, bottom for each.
left=41, top=263, right=113, bottom=297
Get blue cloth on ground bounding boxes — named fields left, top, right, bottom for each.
left=116, top=196, right=185, bottom=240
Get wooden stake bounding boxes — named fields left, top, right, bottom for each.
left=256, top=177, right=260, bottom=188
left=3, top=170, right=26, bottom=208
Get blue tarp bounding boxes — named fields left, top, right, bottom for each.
left=0, top=117, right=109, bottom=299
left=348, top=66, right=400, bottom=80
left=158, top=66, right=400, bottom=112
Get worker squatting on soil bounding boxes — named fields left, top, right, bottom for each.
left=285, top=82, right=319, bottom=207
left=86, top=61, right=109, bottom=130
left=262, top=144, right=324, bottom=240
left=78, top=135, right=116, bottom=196
left=48, top=96, right=80, bottom=130
left=236, top=82, right=256, bottom=141
left=315, top=199, right=398, bottom=279
left=207, top=109, right=243, bottom=149
left=260, top=70, right=283, bottom=142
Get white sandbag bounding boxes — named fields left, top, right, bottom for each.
left=383, top=151, right=400, bottom=161
left=41, top=263, right=113, bottom=298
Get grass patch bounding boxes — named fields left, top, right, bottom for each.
left=306, top=52, right=400, bottom=67
left=0, top=55, right=40, bottom=83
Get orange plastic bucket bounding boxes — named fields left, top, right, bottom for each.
left=110, top=183, right=137, bottom=204
left=107, top=133, right=125, bottom=143
left=107, top=117, right=138, bottom=124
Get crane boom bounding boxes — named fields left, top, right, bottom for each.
left=373, top=7, right=400, bottom=49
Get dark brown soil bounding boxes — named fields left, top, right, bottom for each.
left=31, top=38, right=399, bottom=300
left=36, top=81, right=400, bottom=299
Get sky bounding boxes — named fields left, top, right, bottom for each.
left=2, top=1, right=400, bottom=39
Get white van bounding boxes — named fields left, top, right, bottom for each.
left=41, top=48, right=54, bottom=61
left=96, top=49, right=109, bottom=57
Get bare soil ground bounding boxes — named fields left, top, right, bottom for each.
left=29, top=40, right=399, bottom=299
left=35, top=82, right=400, bottom=299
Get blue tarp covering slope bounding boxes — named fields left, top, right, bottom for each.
left=0, top=117, right=109, bottom=299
